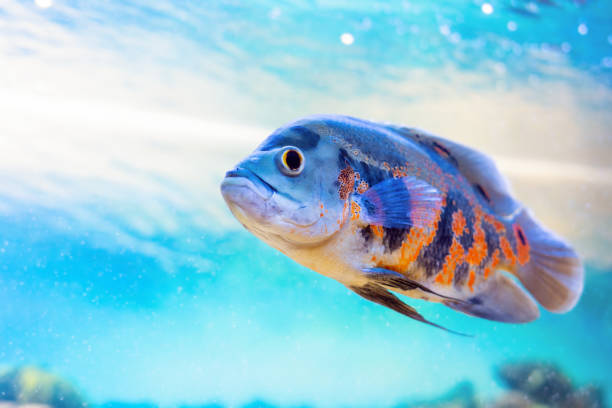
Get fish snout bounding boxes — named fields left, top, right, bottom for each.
left=224, top=168, right=243, bottom=178
left=220, top=166, right=275, bottom=201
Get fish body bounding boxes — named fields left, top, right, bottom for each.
left=221, top=115, right=583, bottom=331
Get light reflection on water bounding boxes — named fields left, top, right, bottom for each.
left=0, top=0, right=611, bottom=406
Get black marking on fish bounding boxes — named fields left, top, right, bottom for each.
left=432, top=142, right=451, bottom=156
left=474, top=184, right=491, bottom=203
left=517, top=227, right=527, bottom=246
left=337, top=148, right=353, bottom=169
left=259, top=125, right=320, bottom=151
left=459, top=225, right=474, bottom=250
left=453, top=262, right=470, bottom=286
left=360, top=226, right=373, bottom=243
left=417, top=190, right=459, bottom=277
left=355, top=160, right=387, bottom=187
left=383, top=227, right=407, bottom=253
left=482, top=219, right=498, bottom=261
left=456, top=195, right=474, bottom=251
left=468, top=296, right=483, bottom=305
left=419, top=140, right=459, bottom=168
left=504, top=226, right=518, bottom=254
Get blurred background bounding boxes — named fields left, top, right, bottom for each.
left=0, top=0, right=611, bottom=407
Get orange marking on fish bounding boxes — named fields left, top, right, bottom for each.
left=483, top=266, right=491, bottom=279
left=513, top=224, right=530, bottom=265
left=465, top=208, right=488, bottom=266
left=395, top=195, right=446, bottom=274
left=484, top=213, right=506, bottom=233
left=451, top=210, right=466, bottom=237
left=491, top=248, right=500, bottom=269
left=371, top=255, right=377, bottom=262
left=467, top=270, right=475, bottom=292
left=434, top=146, right=448, bottom=158
left=396, top=228, right=427, bottom=272
left=492, top=219, right=506, bottom=233
left=357, top=180, right=369, bottom=194
left=382, top=162, right=391, bottom=171
left=423, top=201, right=443, bottom=247
left=432, top=142, right=451, bottom=158
left=391, top=166, right=408, bottom=178
left=437, top=236, right=464, bottom=285
left=371, top=225, right=384, bottom=239
left=350, top=200, right=361, bottom=221
left=500, top=235, right=516, bottom=266
left=381, top=193, right=444, bottom=276
left=337, top=166, right=355, bottom=200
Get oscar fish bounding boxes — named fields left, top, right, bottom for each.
left=220, top=115, right=584, bottom=332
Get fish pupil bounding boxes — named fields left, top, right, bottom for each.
left=285, top=150, right=302, bottom=171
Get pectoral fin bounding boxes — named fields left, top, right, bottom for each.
left=350, top=283, right=469, bottom=336
left=354, top=176, right=443, bottom=229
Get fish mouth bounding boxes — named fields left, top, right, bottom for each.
left=221, top=167, right=276, bottom=200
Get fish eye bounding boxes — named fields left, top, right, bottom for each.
left=277, top=146, right=305, bottom=176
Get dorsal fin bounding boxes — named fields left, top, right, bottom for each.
left=387, top=124, right=521, bottom=218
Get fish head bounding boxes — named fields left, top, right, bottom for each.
left=220, top=118, right=348, bottom=248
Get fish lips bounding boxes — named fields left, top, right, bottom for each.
left=221, top=167, right=276, bottom=206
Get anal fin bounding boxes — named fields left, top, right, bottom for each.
left=444, top=274, right=540, bottom=323
left=350, top=283, right=470, bottom=336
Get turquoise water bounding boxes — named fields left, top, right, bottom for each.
left=1, top=0, right=611, bottom=406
